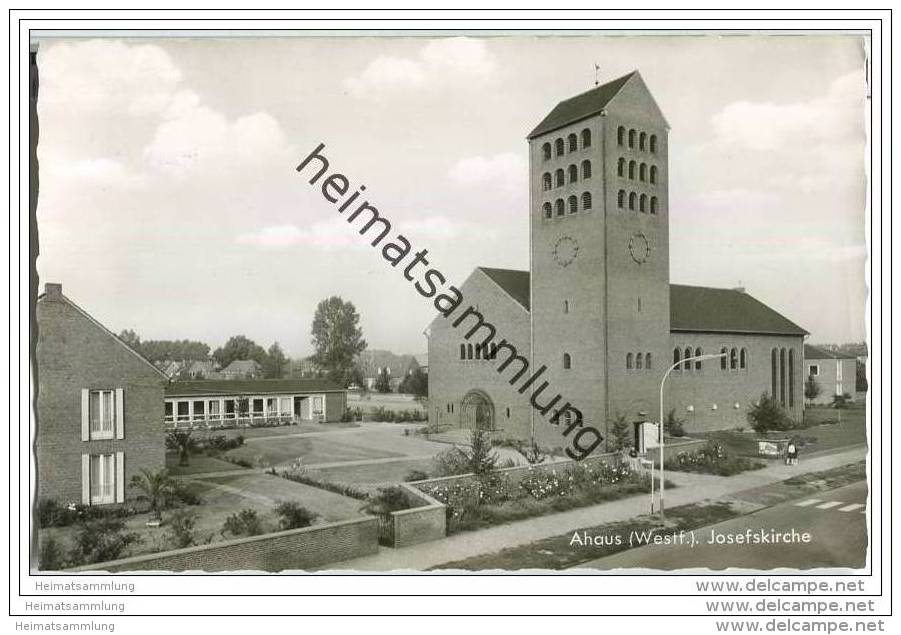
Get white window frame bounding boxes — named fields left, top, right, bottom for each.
left=809, top=364, right=819, bottom=376
left=89, top=453, right=116, bottom=505
left=312, top=396, right=324, bottom=415
left=88, top=389, right=115, bottom=440
left=836, top=362, right=843, bottom=381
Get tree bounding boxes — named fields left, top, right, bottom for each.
left=747, top=393, right=792, bottom=434
left=856, top=361, right=868, bottom=392
left=213, top=335, right=267, bottom=369
left=129, top=468, right=177, bottom=521
left=399, top=367, right=428, bottom=398
left=310, top=297, right=367, bottom=387
left=118, top=329, right=141, bottom=349
left=608, top=413, right=632, bottom=452
left=804, top=375, right=821, bottom=404
left=119, top=333, right=211, bottom=363
left=165, top=430, right=197, bottom=467
left=374, top=368, right=392, bottom=393
left=263, top=342, right=288, bottom=379
left=664, top=409, right=686, bottom=437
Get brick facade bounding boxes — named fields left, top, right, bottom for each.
left=35, top=284, right=167, bottom=506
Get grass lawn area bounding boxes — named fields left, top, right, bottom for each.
left=166, top=451, right=246, bottom=476
left=223, top=435, right=404, bottom=468
left=696, top=405, right=866, bottom=459
left=308, top=458, right=434, bottom=492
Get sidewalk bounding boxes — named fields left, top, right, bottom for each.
left=323, top=446, right=866, bottom=571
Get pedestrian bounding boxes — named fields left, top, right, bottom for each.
left=785, top=439, right=798, bottom=466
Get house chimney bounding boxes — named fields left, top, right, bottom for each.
left=44, top=282, right=63, bottom=299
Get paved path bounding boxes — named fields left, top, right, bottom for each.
left=324, top=446, right=866, bottom=571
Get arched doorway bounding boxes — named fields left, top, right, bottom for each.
left=460, top=390, right=494, bottom=431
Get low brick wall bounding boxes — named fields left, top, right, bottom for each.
left=71, top=516, right=378, bottom=572
left=386, top=484, right=446, bottom=548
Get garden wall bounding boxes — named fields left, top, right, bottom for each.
left=70, top=516, right=378, bottom=572
left=385, top=484, right=446, bottom=548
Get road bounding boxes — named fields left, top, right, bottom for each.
left=578, top=481, right=868, bottom=571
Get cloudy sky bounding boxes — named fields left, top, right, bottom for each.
left=35, top=33, right=868, bottom=357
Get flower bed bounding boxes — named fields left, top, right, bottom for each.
left=664, top=440, right=765, bottom=476
left=417, top=461, right=657, bottom=534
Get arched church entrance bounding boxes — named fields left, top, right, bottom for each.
left=460, top=390, right=495, bottom=431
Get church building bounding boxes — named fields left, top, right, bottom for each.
left=427, top=71, right=808, bottom=452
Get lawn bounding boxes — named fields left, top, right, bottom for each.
left=348, top=392, right=426, bottom=415
left=696, top=405, right=866, bottom=459
left=308, top=458, right=435, bottom=492
left=223, top=435, right=405, bottom=468
left=166, top=452, right=244, bottom=476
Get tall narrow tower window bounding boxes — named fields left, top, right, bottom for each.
left=581, top=160, right=592, bottom=179
left=650, top=165, right=658, bottom=184
left=649, top=134, right=658, bottom=153
left=617, top=190, right=625, bottom=209
left=568, top=133, right=578, bottom=152
left=639, top=163, right=647, bottom=182
left=628, top=192, right=636, bottom=211
left=628, top=129, right=636, bottom=148
left=636, top=353, right=644, bottom=370
left=555, top=138, right=564, bottom=156
left=555, top=169, right=565, bottom=187
left=695, top=347, right=703, bottom=370
left=626, top=353, right=633, bottom=370
left=617, top=158, right=625, bottom=177
left=617, top=126, right=625, bottom=146
left=639, top=194, right=648, bottom=213
left=568, top=164, right=578, bottom=183
left=628, top=160, right=636, bottom=180
left=721, top=347, right=729, bottom=370
left=683, top=347, right=692, bottom=370
left=673, top=348, right=681, bottom=370
left=542, top=202, right=552, bottom=219
left=650, top=196, right=659, bottom=215
left=639, top=131, right=647, bottom=151
left=646, top=353, right=653, bottom=369
left=581, top=192, right=592, bottom=210
left=542, top=173, right=552, bottom=190
left=563, top=353, right=572, bottom=370
left=568, top=195, right=578, bottom=214
left=555, top=199, right=565, bottom=216
left=542, top=143, right=552, bottom=160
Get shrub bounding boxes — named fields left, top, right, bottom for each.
left=204, top=434, right=244, bottom=452
left=166, top=430, right=198, bottom=466
left=665, top=440, right=765, bottom=476
left=38, top=535, right=66, bottom=570
left=221, top=509, right=263, bottom=538
left=37, top=498, right=78, bottom=529
left=832, top=393, right=853, bottom=409
left=277, top=470, right=370, bottom=501
left=747, top=393, right=793, bottom=434
left=361, top=486, right=413, bottom=519
left=664, top=409, right=686, bottom=438
left=171, top=481, right=203, bottom=507
left=512, top=439, right=549, bottom=465
left=166, top=508, right=199, bottom=548
left=274, top=501, right=317, bottom=530
left=608, top=414, right=632, bottom=452
left=69, top=517, right=141, bottom=565
left=129, top=468, right=177, bottom=520
left=404, top=469, right=431, bottom=482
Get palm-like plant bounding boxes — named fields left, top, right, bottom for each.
left=129, top=468, right=176, bottom=521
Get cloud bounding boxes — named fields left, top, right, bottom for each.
left=42, top=155, right=147, bottom=189
left=344, top=37, right=496, bottom=100
left=711, top=70, right=866, bottom=152
left=236, top=221, right=368, bottom=250
left=448, top=152, right=527, bottom=194
left=40, top=40, right=183, bottom=117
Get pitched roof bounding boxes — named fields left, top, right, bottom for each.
left=165, top=378, right=345, bottom=397
left=470, top=269, right=806, bottom=336
left=222, top=359, right=261, bottom=371
left=478, top=267, right=531, bottom=311
left=670, top=285, right=808, bottom=336
left=527, top=71, right=636, bottom=139
left=804, top=344, right=857, bottom=360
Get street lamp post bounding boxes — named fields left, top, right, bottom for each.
left=658, top=352, right=728, bottom=517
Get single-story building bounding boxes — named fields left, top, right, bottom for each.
left=804, top=344, right=858, bottom=404
left=164, top=378, right=347, bottom=428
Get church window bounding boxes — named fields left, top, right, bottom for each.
left=617, top=158, right=625, bottom=177
left=650, top=134, right=658, bottom=153
left=639, top=131, right=647, bottom=151
left=628, top=160, right=636, bottom=180
left=779, top=348, right=787, bottom=406
left=467, top=343, right=474, bottom=360
left=460, top=344, right=465, bottom=360
left=636, top=353, right=644, bottom=370
left=563, top=353, right=572, bottom=370
left=650, top=196, right=659, bottom=214
left=542, top=202, right=552, bottom=219
left=555, top=138, right=564, bottom=156
left=695, top=347, right=703, bottom=370
left=555, top=199, right=565, bottom=216
left=628, top=192, right=637, bottom=211
left=628, top=129, right=636, bottom=148
left=639, top=194, right=648, bottom=213
left=581, top=128, right=591, bottom=148
left=505, top=407, right=511, bottom=419
left=582, top=192, right=592, bottom=210
left=582, top=160, right=592, bottom=179
left=626, top=353, right=633, bottom=370
left=542, top=143, right=552, bottom=160
left=617, top=190, right=625, bottom=209
left=568, top=133, right=578, bottom=152
left=721, top=347, right=728, bottom=370
left=542, top=173, right=552, bottom=190
left=568, top=195, right=578, bottom=214
left=740, top=348, right=748, bottom=370
left=673, top=348, right=681, bottom=370
left=788, top=349, right=795, bottom=407
left=555, top=169, right=565, bottom=187
left=771, top=349, right=778, bottom=397
left=730, top=348, right=739, bottom=370
left=639, top=163, right=647, bottom=182
left=568, top=164, right=578, bottom=183
left=650, top=165, right=658, bottom=184
left=563, top=299, right=570, bottom=313
left=683, top=347, right=692, bottom=370
left=617, top=126, right=625, bottom=146
left=645, top=353, right=652, bottom=369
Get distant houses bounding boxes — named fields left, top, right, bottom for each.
left=219, top=359, right=262, bottom=380
left=804, top=344, right=859, bottom=404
